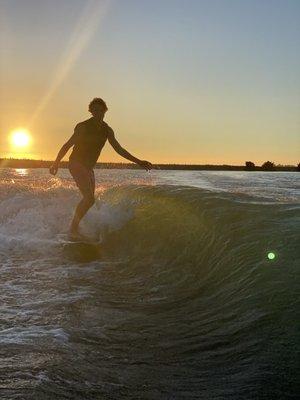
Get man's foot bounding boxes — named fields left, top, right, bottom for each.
left=68, top=230, right=90, bottom=242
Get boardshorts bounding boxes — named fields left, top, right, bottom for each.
left=68, top=160, right=95, bottom=197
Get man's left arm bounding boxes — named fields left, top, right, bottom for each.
left=107, top=128, right=152, bottom=171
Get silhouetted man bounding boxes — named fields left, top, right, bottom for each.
left=50, top=98, right=152, bottom=240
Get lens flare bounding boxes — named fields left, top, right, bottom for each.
left=267, top=252, right=276, bottom=260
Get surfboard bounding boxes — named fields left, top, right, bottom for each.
left=57, top=232, right=99, bottom=244
left=57, top=234, right=102, bottom=262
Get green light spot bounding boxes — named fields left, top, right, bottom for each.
left=267, top=252, right=276, bottom=260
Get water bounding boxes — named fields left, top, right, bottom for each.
left=0, top=168, right=299, bottom=399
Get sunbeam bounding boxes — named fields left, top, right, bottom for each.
left=28, top=0, right=111, bottom=129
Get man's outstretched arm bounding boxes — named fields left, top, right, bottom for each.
left=49, top=126, right=81, bottom=175
left=107, top=128, right=152, bottom=171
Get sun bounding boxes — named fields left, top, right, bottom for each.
left=10, top=129, right=31, bottom=148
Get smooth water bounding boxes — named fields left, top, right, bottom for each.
left=0, top=168, right=299, bottom=399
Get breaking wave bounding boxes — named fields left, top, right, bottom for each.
left=0, top=174, right=299, bottom=398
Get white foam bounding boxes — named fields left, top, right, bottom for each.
left=82, top=197, right=136, bottom=240
left=0, top=179, right=136, bottom=253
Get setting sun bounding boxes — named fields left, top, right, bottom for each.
left=10, top=129, right=31, bottom=148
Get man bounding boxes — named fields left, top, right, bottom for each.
left=50, top=98, right=152, bottom=240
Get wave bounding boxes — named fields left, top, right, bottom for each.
left=1, top=178, right=299, bottom=397
left=0, top=179, right=298, bottom=278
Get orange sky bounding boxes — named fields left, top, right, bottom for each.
left=1, top=0, right=299, bottom=165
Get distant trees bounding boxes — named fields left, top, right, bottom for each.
left=245, top=161, right=255, bottom=170
left=261, top=161, right=275, bottom=171
left=244, top=161, right=297, bottom=171
left=0, top=157, right=298, bottom=171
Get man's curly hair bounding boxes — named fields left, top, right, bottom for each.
left=88, top=98, right=108, bottom=113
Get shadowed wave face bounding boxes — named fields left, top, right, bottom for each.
left=0, top=169, right=299, bottom=399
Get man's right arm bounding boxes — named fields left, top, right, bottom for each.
left=49, top=124, right=81, bottom=175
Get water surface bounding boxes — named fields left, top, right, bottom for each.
left=0, top=169, right=299, bottom=399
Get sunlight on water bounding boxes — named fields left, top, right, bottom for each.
left=15, top=168, right=28, bottom=177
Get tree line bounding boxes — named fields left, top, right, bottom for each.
left=245, top=161, right=300, bottom=171
left=0, top=158, right=299, bottom=171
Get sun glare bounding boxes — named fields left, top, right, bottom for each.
left=10, top=129, right=31, bottom=148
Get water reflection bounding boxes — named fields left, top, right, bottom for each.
left=15, top=168, right=28, bottom=177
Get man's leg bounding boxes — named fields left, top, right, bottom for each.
left=70, top=193, right=95, bottom=235
left=69, top=163, right=95, bottom=236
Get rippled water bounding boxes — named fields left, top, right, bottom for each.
left=0, top=168, right=299, bottom=399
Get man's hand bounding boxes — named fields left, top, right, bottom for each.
left=49, top=162, right=59, bottom=175
left=138, top=160, right=153, bottom=171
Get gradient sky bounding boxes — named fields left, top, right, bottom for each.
left=0, top=0, right=299, bottom=165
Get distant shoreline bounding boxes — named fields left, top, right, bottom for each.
left=0, top=158, right=299, bottom=172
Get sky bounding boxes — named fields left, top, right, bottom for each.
left=0, top=0, right=299, bottom=165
